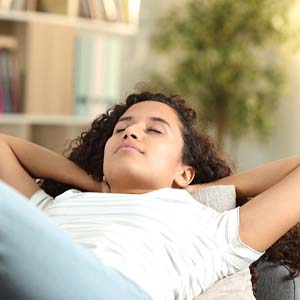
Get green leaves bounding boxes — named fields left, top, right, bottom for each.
left=150, top=0, right=296, bottom=147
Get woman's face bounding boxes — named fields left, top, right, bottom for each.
left=103, top=101, right=194, bottom=193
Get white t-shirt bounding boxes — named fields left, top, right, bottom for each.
left=30, top=187, right=263, bottom=300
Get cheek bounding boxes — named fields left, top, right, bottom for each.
left=152, top=142, right=182, bottom=165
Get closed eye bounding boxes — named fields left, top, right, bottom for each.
left=115, top=127, right=162, bottom=134
left=147, top=128, right=162, bottom=134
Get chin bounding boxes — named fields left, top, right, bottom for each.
left=108, top=165, right=156, bottom=187
left=107, top=163, right=143, bottom=178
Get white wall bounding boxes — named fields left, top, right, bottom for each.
left=233, top=3, right=300, bottom=171
left=120, top=0, right=176, bottom=96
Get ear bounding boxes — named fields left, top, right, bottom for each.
left=173, top=165, right=195, bottom=188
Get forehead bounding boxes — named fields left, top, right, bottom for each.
left=122, top=101, right=181, bottom=124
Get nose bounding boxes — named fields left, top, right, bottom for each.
left=122, top=125, right=140, bottom=140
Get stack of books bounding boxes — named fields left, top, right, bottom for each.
left=0, top=0, right=140, bottom=25
left=23, top=23, right=122, bottom=117
left=80, top=0, right=140, bottom=24
left=0, top=0, right=36, bottom=11
left=0, top=36, right=20, bottom=113
left=73, top=34, right=122, bottom=117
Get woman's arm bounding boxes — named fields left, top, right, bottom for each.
left=186, top=156, right=300, bottom=252
left=216, top=156, right=300, bottom=197
left=187, top=156, right=300, bottom=198
left=0, top=134, right=102, bottom=198
left=239, top=162, right=300, bottom=252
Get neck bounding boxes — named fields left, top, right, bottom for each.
left=110, top=186, right=153, bottom=194
left=108, top=180, right=168, bottom=194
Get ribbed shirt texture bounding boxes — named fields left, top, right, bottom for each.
left=31, top=187, right=262, bottom=300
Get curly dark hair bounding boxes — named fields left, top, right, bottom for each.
left=39, top=91, right=233, bottom=196
left=250, top=224, right=300, bottom=296
left=39, top=91, right=300, bottom=295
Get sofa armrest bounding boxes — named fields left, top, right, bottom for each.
left=256, top=261, right=300, bottom=300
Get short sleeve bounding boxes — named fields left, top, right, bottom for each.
left=215, top=207, right=264, bottom=269
left=30, top=189, right=54, bottom=210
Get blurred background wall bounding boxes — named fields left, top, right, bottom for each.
left=0, top=0, right=299, bottom=171
left=121, top=0, right=300, bottom=171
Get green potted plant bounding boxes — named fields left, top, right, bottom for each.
left=150, top=0, right=295, bottom=149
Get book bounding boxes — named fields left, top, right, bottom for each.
left=102, top=0, right=118, bottom=21
left=67, top=0, right=79, bottom=17
left=0, top=51, right=5, bottom=113
left=0, top=50, right=13, bottom=112
left=89, top=35, right=107, bottom=117
left=9, top=50, right=20, bottom=112
left=0, top=0, right=13, bottom=10
left=73, top=34, right=93, bottom=115
left=26, top=0, right=37, bottom=11
left=11, top=0, right=27, bottom=11
left=38, top=0, right=68, bottom=14
left=94, top=0, right=105, bottom=19
left=0, top=84, right=3, bottom=113
left=119, top=0, right=129, bottom=22
left=73, top=34, right=122, bottom=116
left=80, top=0, right=91, bottom=18
left=88, top=0, right=105, bottom=20
left=127, top=0, right=140, bottom=25
left=0, top=36, right=19, bottom=113
left=87, top=0, right=97, bottom=19
left=103, top=36, right=121, bottom=106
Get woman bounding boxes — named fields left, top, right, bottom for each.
left=0, top=91, right=299, bottom=300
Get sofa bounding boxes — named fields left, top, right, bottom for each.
left=191, top=185, right=300, bottom=300
left=256, top=260, right=300, bottom=300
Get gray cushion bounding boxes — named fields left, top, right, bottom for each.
left=191, top=185, right=236, bottom=212
left=256, top=261, right=300, bottom=300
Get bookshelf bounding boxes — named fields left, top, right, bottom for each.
left=0, top=0, right=140, bottom=152
left=0, top=10, right=138, bottom=35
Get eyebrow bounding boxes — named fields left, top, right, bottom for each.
left=117, top=116, right=171, bottom=128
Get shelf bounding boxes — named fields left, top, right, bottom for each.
left=0, top=114, right=94, bottom=126
left=0, top=10, right=138, bottom=36
left=0, top=2, right=140, bottom=149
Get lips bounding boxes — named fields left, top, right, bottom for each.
left=115, top=142, right=144, bottom=154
